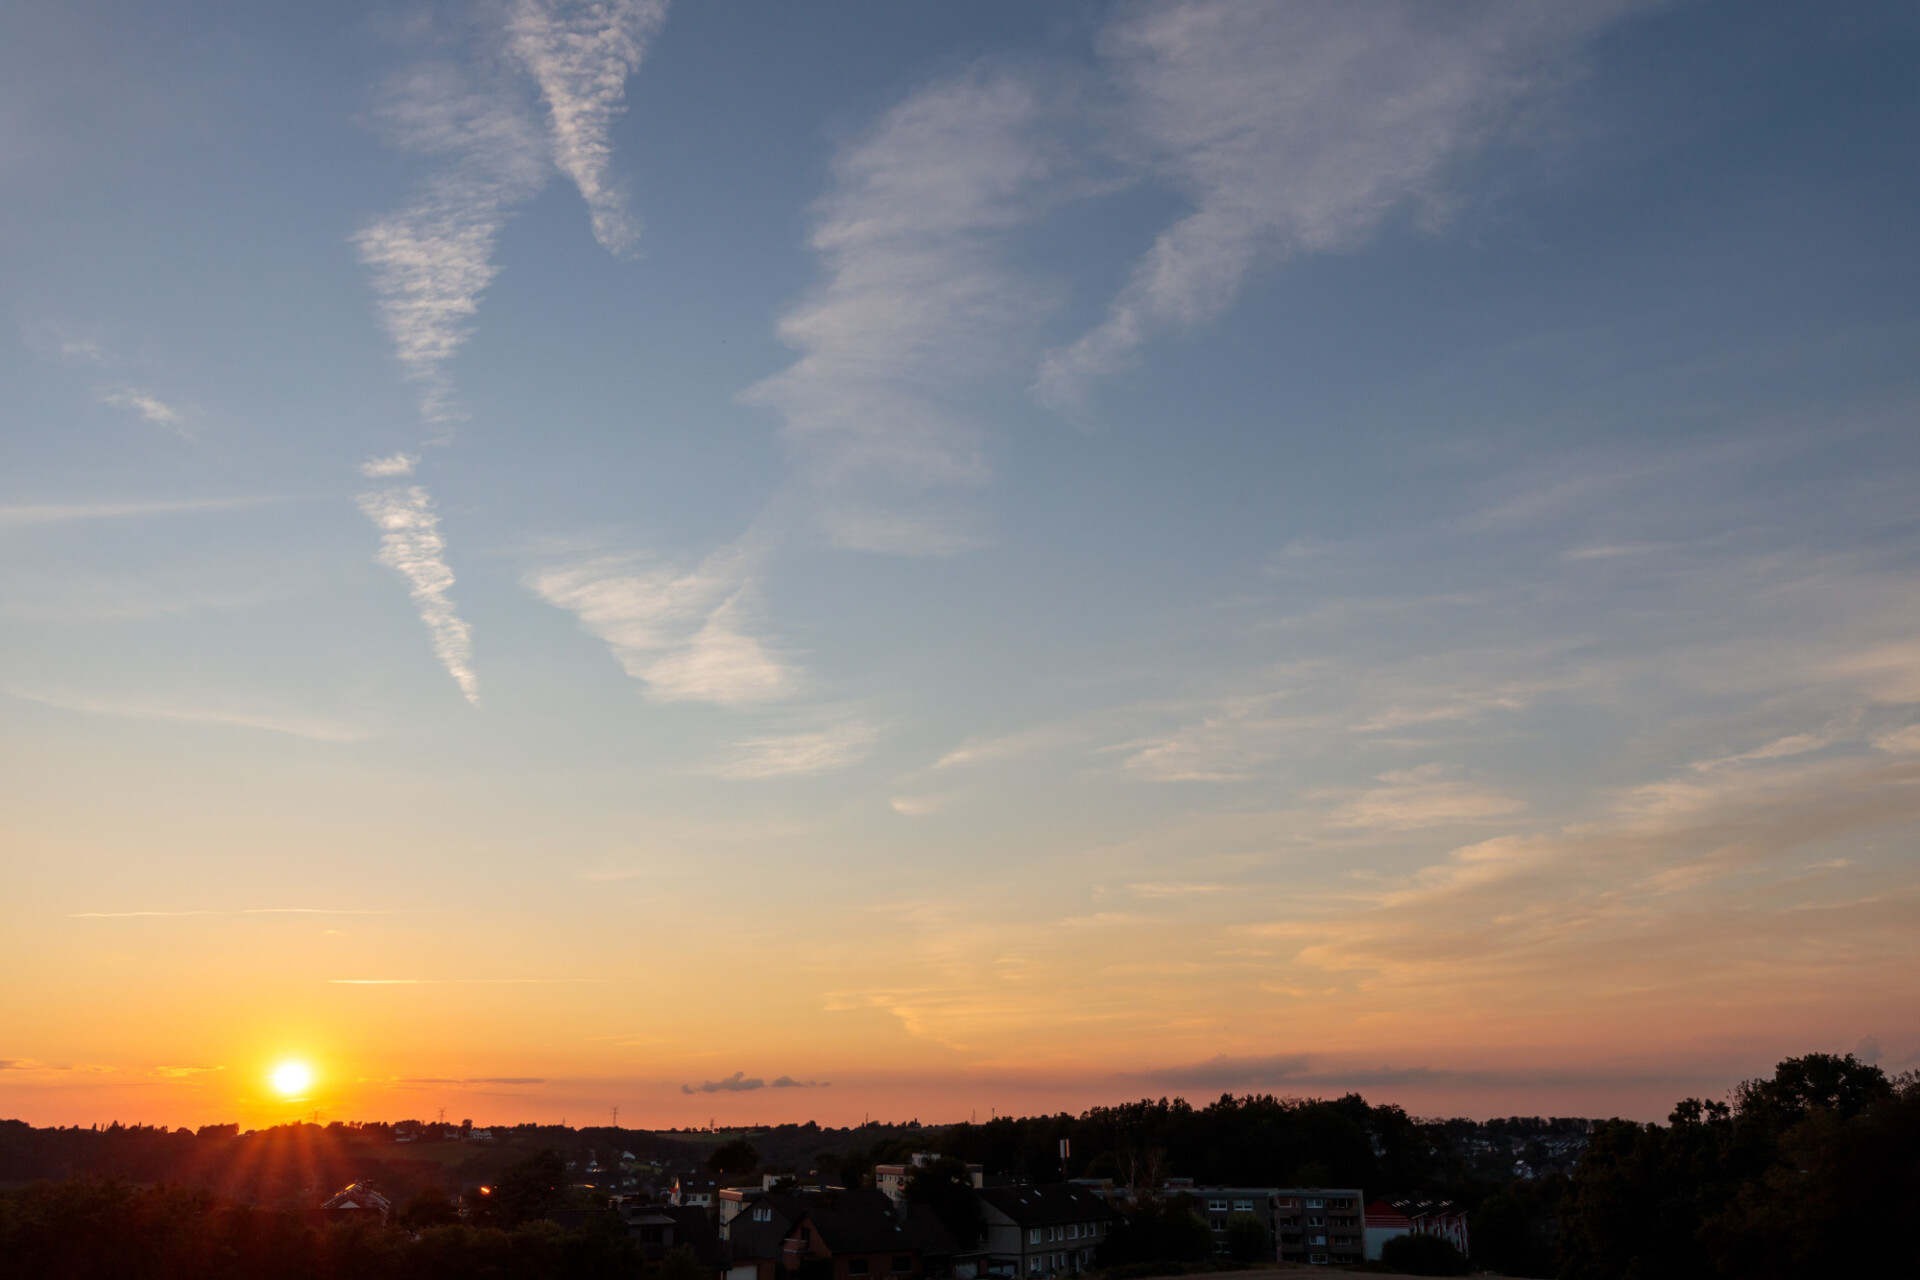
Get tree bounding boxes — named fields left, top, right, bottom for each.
left=1558, top=1055, right=1919, bottom=1280
left=905, top=1157, right=983, bottom=1249
left=657, top=1244, right=711, bottom=1280
left=493, top=1148, right=567, bottom=1227
left=400, top=1184, right=459, bottom=1230
left=1379, top=1231, right=1471, bottom=1276
left=1157, top=1196, right=1213, bottom=1262
left=1222, top=1212, right=1272, bottom=1263
left=1468, top=1179, right=1561, bottom=1278
left=707, top=1138, right=759, bottom=1176
left=1732, top=1052, right=1891, bottom=1133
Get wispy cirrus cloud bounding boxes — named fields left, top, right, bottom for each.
left=506, top=0, right=666, bottom=257
left=359, top=453, right=417, bottom=478
left=0, top=496, right=280, bottom=529
left=1037, top=0, right=1635, bottom=406
left=357, top=1, right=666, bottom=426
left=99, top=388, right=192, bottom=436
left=22, top=322, right=109, bottom=366
left=357, top=485, right=478, bottom=703
left=354, top=60, right=549, bottom=427
left=708, top=720, right=881, bottom=779
left=329, top=977, right=604, bottom=985
left=400, top=1075, right=545, bottom=1085
left=527, top=549, right=795, bottom=705
left=742, top=66, right=1064, bottom=553
left=1326, top=764, right=1523, bottom=831
left=13, top=688, right=368, bottom=743
left=70, top=908, right=410, bottom=918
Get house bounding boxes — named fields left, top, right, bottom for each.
left=781, top=1194, right=933, bottom=1280
left=1362, top=1201, right=1412, bottom=1261
left=319, top=1181, right=392, bottom=1224
left=1370, top=1198, right=1468, bottom=1261
left=976, top=1184, right=1114, bottom=1278
left=627, top=1203, right=721, bottom=1265
left=720, top=1185, right=769, bottom=1229
left=876, top=1153, right=984, bottom=1206
left=675, top=1174, right=722, bottom=1207
left=1266, top=1188, right=1364, bottom=1266
left=724, top=1191, right=811, bottom=1280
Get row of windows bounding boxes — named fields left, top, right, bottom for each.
left=1025, top=1250, right=1090, bottom=1276
left=1205, top=1195, right=1354, bottom=1212
left=1026, top=1223, right=1099, bottom=1245
left=1204, top=1199, right=1258, bottom=1213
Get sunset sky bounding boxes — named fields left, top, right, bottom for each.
left=4, top=0, right=1918, bottom=1131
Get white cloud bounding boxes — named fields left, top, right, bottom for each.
left=890, top=794, right=955, bottom=817
left=356, top=485, right=478, bottom=704
left=1126, top=882, right=1227, bottom=898
left=1326, top=764, right=1523, bottom=830
left=11, top=688, right=367, bottom=743
left=0, top=497, right=276, bottom=529
left=710, top=721, right=881, bottom=779
left=1037, top=0, right=1632, bottom=406
left=353, top=60, right=549, bottom=426
left=22, top=323, right=109, bottom=366
left=505, top=0, right=667, bottom=257
left=357, top=2, right=665, bottom=426
left=100, top=388, right=190, bottom=435
left=1118, top=695, right=1296, bottom=782
left=934, top=723, right=1090, bottom=770
left=359, top=453, right=418, bottom=477
left=527, top=550, right=796, bottom=705
left=1874, top=725, right=1920, bottom=755
left=742, top=66, right=1062, bottom=552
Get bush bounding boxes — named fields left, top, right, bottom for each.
left=1379, top=1231, right=1470, bottom=1276
left=1222, top=1213, right=1272, bottom=1263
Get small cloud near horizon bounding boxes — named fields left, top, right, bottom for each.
left=682, top=1070, right=827, bottom=1094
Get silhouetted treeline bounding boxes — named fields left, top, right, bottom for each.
left=861, top=1092, right=1440, bottom=1192
left=1555, top=1053, right=1920, bottom=1280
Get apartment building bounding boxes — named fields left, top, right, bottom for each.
left=1171, top=1185, right=1362, bottom=1266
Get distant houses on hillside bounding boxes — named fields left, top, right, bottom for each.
left=322, top=1145, right=1482, bottom=1273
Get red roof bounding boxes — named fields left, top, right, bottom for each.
left=1364, top=1200, right=1410, bottom=1228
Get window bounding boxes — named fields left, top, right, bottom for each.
left=848, top=1260, right=871, bottom=1275
left=1029, top=1230, right=1041, bottom=1245
left=1309, top=1234, right=1327, bottom=1246
left=1207, top=1199, right=1228, bottom=1213
left=754, top=1207, right=773, bottom=1222
left=1029, top=1260, right=1045, bottom=1277
left=1308, top=1217, right=1325, bottom=1227
left=1310, top=1254, right=1328, bottom=1266
left=892, top=1257, right=913, bottom=1273
left=1232, top=1200, right=1253, bottom=1212
left=1306, top=1198, right=1325, bottom=1209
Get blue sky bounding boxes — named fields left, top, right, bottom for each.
left=3, top=0, right=1919, bottom=1126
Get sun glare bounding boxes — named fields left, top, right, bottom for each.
left=269, top=1061, right=314, bottom=1097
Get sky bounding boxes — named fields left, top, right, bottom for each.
left=2, top=0, right=1918, bottom=1131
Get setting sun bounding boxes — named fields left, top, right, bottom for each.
left=269, top=1061, right=314, bottom=1097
